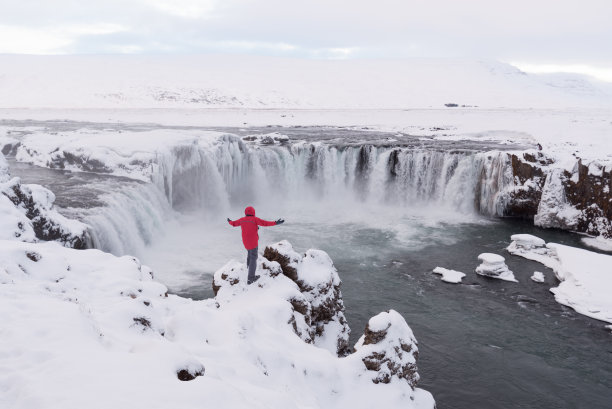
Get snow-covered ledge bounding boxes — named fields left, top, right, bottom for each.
left=0, top=239, right=435, bottom=409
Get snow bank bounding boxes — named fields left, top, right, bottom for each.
left=0, top=153, right=88, bottom=247
left=0, top=239, right=434, bottom=409
left=581, top=236, right=612, bottom=252
left=508, top=235, right=612, bottom=324
left=432, top=267, right=465, bottom=283
left=475, top=253, right=517, bottom=282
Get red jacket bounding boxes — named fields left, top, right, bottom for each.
left=229, top=214, right=276, bottom=250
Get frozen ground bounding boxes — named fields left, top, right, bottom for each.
left=0, top=239, right=434, bottom=409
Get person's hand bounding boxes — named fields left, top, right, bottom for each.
left=276, top=218, right=285, bottom=225
left=227, top=218, right=232, bottom=223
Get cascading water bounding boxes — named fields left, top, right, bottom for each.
left=144, top=137, right=513, bottom=217
left=45, top=134, right=515, bottom=258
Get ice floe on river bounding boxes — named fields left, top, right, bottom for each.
left=475, top=253, right=517, bottom=282
left=508, top=234, right=612, bottom=325
left=432, top=267, right=465, bottom=284
left=530, top=271, right=545, bottom=283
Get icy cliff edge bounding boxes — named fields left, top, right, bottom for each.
left=0, top=153, right=89, bottom=248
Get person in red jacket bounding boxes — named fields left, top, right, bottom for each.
left=227, top=206, right=284, bottom=284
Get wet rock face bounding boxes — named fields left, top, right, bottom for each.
left=563, top=161, right=612, bottom=238
left=353, top=310, right=420, bottom=388
left=504, top=152, right=612, bottom=239
left=503, top=153, right=547, bottom=219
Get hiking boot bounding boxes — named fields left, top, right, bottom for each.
left=247, top=275, right=260, bottom=285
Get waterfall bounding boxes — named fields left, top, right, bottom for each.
left=84, top=135, right=513, bottom=256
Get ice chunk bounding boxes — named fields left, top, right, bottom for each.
left=530, top=271, right=545, bottom=283
left=475, top=253, right=517, bottom=282
left=432, top=267, right=465, bottom=284
left=510, top=234, right=546, bottom=249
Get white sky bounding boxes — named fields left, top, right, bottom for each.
left=1, top=0, right=611, bottom=81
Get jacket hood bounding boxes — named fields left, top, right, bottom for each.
left=245, top=206, right=256, bottom=216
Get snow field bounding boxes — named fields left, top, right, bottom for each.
left=0, top=239, right=435, bottom=409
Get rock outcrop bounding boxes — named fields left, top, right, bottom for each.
left=503, top=151, right=612, bottom=240
left=213, top=240, right=351, bottom=356
left=0, top=153, right=90, bottom=248
left=353, top=310, right=420, bottom=388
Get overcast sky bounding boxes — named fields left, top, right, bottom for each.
left=1, top=0, right=611, bottom=80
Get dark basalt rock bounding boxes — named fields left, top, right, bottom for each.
left=5, top=183, right=89, bottom=249
left=26, top=251, right=42, bottom=262
left=503, top=152, right=611, bottom=238
left=356, top=311, right=420, bottom=388
left=388, top=149, right=400, bottom=178
left=503, top=154, right=547, bottom=219
left=177, top=366, right=205, bottom=381
left=563, top=160, right=612, bottom=238
left=262, top=246, right=298, bottom=282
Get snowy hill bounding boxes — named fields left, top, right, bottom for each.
left=0, top=55, right=610, bottom=110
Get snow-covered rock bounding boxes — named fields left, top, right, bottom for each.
left=0, top=239, right=435, bottom=409
left=508, top=235, right=612, bottom=324
left=353, top=310, right=420, bottom=387
left=531, top=271, right=545, bottom=283
left=0, top=153, right=89, bottom=247
left=475, top=253, right=517, bottom=282
left=214, top=240, right=351, bottom=356
left=432, top=267, right=465, bottom=283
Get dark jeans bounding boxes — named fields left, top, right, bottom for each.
left=246, top=247, right=258, bottom=282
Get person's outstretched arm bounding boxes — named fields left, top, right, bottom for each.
left=227, top=217, right=242, bottom=227
left=255, top=217, right=283, bottom=226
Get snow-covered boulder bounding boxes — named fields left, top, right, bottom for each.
left=432, top=266, right=465, bottom=283
left=353, top=310, right=420, bottom=387
left=0, top=239, right=435, bottom=409
left=214, top=240, right=351, bottom=356
left=0, top=153, right=89, bottom=248
left=475, top=253, right=517, bottom=282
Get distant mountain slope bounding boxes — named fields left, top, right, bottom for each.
left=0, top=55, right=610, bottom=109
